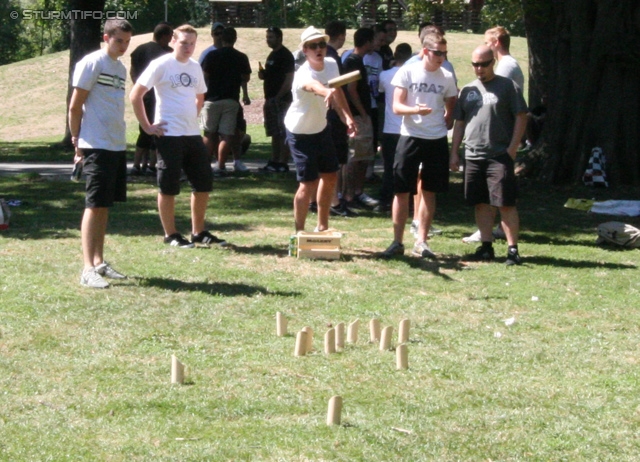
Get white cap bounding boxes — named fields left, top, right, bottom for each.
left=300, top=26, right=329, bottom=47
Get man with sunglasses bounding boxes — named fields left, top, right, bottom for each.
left=284, top=27, right=357, bottom=233
left=381, top=33, right=457, bottom=259
left=450, top=45, right=528, bottom=265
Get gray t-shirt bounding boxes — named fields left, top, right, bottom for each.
left=495, top=55, right=524, bottom=92
left=453, top=75, right=527, bottom=160
left=72, top=49, right=127, bottom=151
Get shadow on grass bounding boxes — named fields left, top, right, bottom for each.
left=353, top=251, right=465, bottom=280
left=520, top=255, right=636, bottom=269
left=226, top=244, right=290, bottom=257
left=137, top=277, right=301, bottom=297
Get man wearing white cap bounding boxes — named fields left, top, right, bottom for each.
left=284, top=27, right=357, bottom=232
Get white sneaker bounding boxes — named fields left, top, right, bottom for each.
left=80, top=267, right=109, bottom=288
left=95, top=261, right=127, bottom=279
left=410, top=220, right=419, bottom=238
left=412, top=241, right=436, bottom=259
left=462, top=229, right=482, bottom=243
left=233, top=160, right=249, bottom=172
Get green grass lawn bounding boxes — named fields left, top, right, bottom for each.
left=1, top=157, right=640, bottom=460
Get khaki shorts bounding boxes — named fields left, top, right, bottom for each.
left=348, top=115, right=374, bottom=162
left=201, top=99, right=239, bottom=136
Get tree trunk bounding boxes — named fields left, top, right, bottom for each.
left=61, top=0, right=105, bottom=149
left=521, top=0, right=640, bottom=186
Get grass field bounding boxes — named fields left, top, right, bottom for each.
left=2, top=26, right=640, bottom=462
left=1, top=162, right=640, bottom=459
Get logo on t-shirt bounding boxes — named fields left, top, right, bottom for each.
left=409, top=82, right=445, bottom=95
left=466, top=90, right=498, bottom=107
left=97, top=73, right=125, bottom=90
left=170, top=73, right=199, bottom=88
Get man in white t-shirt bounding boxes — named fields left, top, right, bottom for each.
left=381, top=32, right=457, bottom=259
left=69, top=19, right=133, bottom=288
left=284, top=27, right=356, bottom=232
left=131, top=24, right=226, bottom=249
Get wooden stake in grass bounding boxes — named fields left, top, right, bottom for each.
left=294, top=331, right=308, bottom=356
left=171, top=355, right=184, bottom=384
left=347, top=319, right=359, bottom=344
left=396, top=344, right=408, bottom=370
left=324, top=328, right=336, bottom=354
left=327, top=395, right=343, bottom=425
left=276, top=312, right=287, bottom=337
left=335, top=322, right=345, bottom=351
left=398, top=318, right=410, bottom=344
left=301, top=326, right=314, bottom=353
left=369, top=318, right=381, bottom=343
left=380, top=326, right=393, bottom=351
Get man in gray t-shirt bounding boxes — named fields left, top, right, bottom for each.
left=450, top=45, right=527, bottom=266
left=485, top=26, right=524, bottom=91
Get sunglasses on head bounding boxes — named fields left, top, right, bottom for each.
left=471, top=59, right=494, bottom=68
left=428, top=49, right=447, bottom=57
left=305, top=41, right=327, bottom=50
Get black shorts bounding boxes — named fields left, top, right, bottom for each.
left=155, top=135, right=213, bottom=196
left=464, top=154, right=518, bottom=207
left=393, top=135, right=449, bottom=195
left=136, top=94, right=156, bottom=150
left=286, top=126, right=340, bottom=183
left=83, top=149, right=127, bottom=208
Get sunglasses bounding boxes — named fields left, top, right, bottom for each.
left=471, top=59, right=494, bottom=68
left=305, top=41, right=327, bottom=50
left=428, top=49, right=447, bottom=57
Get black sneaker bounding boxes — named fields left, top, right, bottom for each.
left=505, top=248, right=522, bottom=266
left=276, top=162, right=289, bottom=173
left=130, top=166, right=143, bottom=176
left=145, top=166, right=157, bottom=176
left=355, top=193, right=379, bottom=209
left=164, top=233, right=195, bottom=248
left=470, top=245, right=495, bottom=261
left=337, top=198, right=358, bottom=217
left=260, top=160, right=279, bottom=172
left=329, top=205, right=345, bottom=217
left=191, top=230, right=227, bottom=247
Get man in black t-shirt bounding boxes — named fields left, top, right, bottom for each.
left=129, top=22, right=173, bottom=176
left=341, top=28, right=379, bottom=210
left=258, top=27, right=295, bottom=173
left=201, top=27, right=252, bottom=173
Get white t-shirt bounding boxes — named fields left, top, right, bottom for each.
left=405, top=54, right=458, bottom=87
left=137, top=54, right=207, bottom=137
left=391, top=60, right=457, bottom=139
left=284, top=58, right=340, bottom=135
left=378, top=66, right=402, bottom=134
left=72, top=49, right=127, bottom=151
left=364, top=51, right=383, bottom=108
left=495, top=54, right=525, bottom=91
